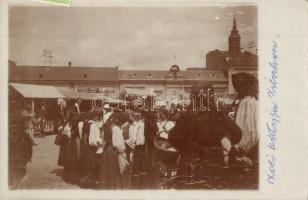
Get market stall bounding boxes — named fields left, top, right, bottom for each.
left=8, top=83, right=65, bottom=188
left=9, top=83, right=65, bottom=135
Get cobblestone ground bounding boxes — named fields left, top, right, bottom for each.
left=16, top=134, right=79, bottom=189
left=15, top=134, right=258, bottom=190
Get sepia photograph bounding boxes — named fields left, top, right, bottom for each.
left=8, top=5, right=259, bottom=190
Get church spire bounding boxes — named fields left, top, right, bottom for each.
left=232, top=15, right=237, bottom=31
left=228, top=15, right=241, bottom=53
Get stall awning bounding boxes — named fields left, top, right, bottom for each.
left=10, top=83, right=64, bottom=99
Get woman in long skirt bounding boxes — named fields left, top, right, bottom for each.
left=78, top=112, right=98, bottom=188
left=97, top=112, right=129, bottom=189
left=57, top=132, right=69, bottom=167
left=125, top=112, right=150, bottom=189
left=63, top=103, right=81, bottom=184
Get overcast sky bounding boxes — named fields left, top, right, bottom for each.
left=9, top=6, right=257, bottom=70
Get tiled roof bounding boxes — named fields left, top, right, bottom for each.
left=9, top=62, right=227, bottom=82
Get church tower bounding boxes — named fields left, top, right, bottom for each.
left=228, top=16, right=241, bottom=53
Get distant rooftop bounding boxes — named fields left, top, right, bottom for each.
left=9, top=63, right=118, bottom=82
left=9, top=61, right=228, bottom=82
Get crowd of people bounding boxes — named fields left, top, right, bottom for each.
left=56, top=98, right=171, bottom=188
left=54, top=72, right=259, bottom=189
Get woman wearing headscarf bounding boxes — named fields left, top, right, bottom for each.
left=125, top=111, right=148, bottom=189
left=62, top=99, right=81, bottom=184
left=168, top=83, right=242, bottom=176
left=78, top=111, right=103, bottom=188
left=97, top=112, right=129, bottom=189
left=230, top=72, right=259, bottom=166
left=57, top=100, right=70, bottom=168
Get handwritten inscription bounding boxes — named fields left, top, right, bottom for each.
left=267, top=102, right=281, bottom=151
left=266, top=154, right=276, bottom=184
left=266, top=40, right=280, bottom=185
left=267, top=41, right=279, bottom=98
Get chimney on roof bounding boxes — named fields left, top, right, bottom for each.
left=68, top=61, right=72, bottom=67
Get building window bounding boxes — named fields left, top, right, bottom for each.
left=148, top=74, right=151, bottom=77
left=210, top=73, right=216, bottom=78
left=133, top=73, right=137, bottom=77
left=83, top=74, right=87, bottom=78
left=196, top=73, right=201, bottom=77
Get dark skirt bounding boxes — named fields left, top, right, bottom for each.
left=131, top=145, right=151, bottom=189
left=63, top=134, right=81, bottom=183
left=79, top=133, right=96, bottom=175
left=79, top=145, right=98, bottom=187
left=58, top=135, right=69, bottom=167
left=132, top=146, right=148, bottom=174
left=97, top=145, right=122, bottom=189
